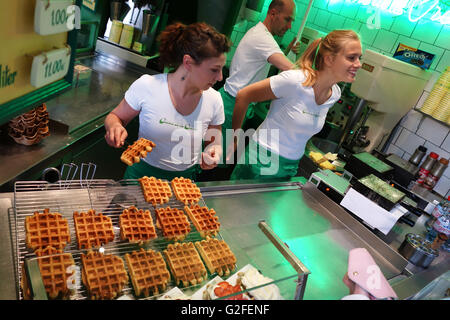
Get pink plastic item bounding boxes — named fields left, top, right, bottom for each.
left=347, top=248, right=397, bottom=300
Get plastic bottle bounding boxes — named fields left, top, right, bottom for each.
left=426, top=207, right=450, bottom=252
left=425, top=196, right=450, bottom=232
left=424, top=158, right=449, bottom=190
left=416, top=152, right=439, bottom=184
left=409, top=145, right=427, bottom=166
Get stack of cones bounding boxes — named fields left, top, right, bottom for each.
left=420, top=67, right=450, bottom=124
left=8, top=104, right=50, bottom=145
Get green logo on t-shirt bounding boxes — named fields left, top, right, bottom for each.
left=159, top=118, right=194, bottom=130
left=301, top=110, right=320, bottom=118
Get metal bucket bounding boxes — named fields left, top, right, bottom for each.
left=398, top=233, right=439, bottom=268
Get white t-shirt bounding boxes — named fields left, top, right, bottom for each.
left=254, top=69, right=341, bottom=160
left=224, top=22, right=283, bottom=97
left=124, top=73, right=225, bottom=171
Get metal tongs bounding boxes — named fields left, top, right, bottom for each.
left=59, top=162, right=96, bottom=189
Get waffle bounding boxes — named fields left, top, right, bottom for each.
left=120, top=138, right=156, bottom=166
left=81, top=251, right=128, bottom=300
left=25, top=208, right=70, bottom=251
left=139, top=176, right=172, bottom=206
left=171, top=177, right=202, bottom=205
left=8, top=104, right=50, bottom=146
left=73, top=210, right=114, bottom=249
left=184, top=205, right=220, bottom=238
left=195, top=237, right=236, bottom=277
left=21, top=246, right=76, bottom=299
left=155, top=206, right=191, bottom=241
left=119, top=206, right=157, bottom=243
left=125, top=248, right=171, bottom=297
left=163, top=242, right=207, bottom=287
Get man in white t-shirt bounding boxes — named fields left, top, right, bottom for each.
left=219, top=0, right=299, bottom=165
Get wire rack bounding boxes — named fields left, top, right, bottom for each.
left=12, top=177, right=224, bottom=300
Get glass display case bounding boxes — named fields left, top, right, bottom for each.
left=12, top=177, right=309, bottom=300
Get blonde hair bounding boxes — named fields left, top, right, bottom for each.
left=297, top=30, right=360, bottom=87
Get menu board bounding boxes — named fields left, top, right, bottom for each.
left=0, top=0, right=78, bottom=120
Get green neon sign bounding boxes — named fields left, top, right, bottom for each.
left=343, top=0, right=449, bottom=25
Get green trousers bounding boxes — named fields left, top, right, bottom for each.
left=123, top=160, right=199, bottom=180
left=218, top=87, right=255, bottom=168
left=230, top=142, right=300, bottom=180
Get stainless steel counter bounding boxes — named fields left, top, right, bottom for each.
left=1, top=178, right=448, bottom=300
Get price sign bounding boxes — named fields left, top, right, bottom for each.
left=30, top=47, right=71, bottom=88
left=34, top=0, right=75, bottom=35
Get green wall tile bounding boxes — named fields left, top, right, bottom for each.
left=313, top=0, right=330, bottom=10
left=355, top=5, right=372, bottom=24
left=314, top=9, right=331, bottom=26
left=359, top=24, right=379, bottom=46
left=411, top=20, right=442, bottom=44
left=379, top=11, right=394, bottom=30
left=340, top=1, right=359, bottom=19
left=372, top=29, right=398, bottom=53
left=327, top=0, right=343, bottom=14
left=307, top=7, right=319, bottom=23
left=342, top=18, right=362, bottom=33
left=327, top=14, right=346, bottom=30
left=435, top=26, right=450, bottom=50
left=435, top=50, right=450, bottom=73
left=418, top=43, right=444, bottom=70
left=391, top=15, right=416, bottom=37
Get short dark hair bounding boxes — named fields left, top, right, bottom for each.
left=158, top=22, right=231, bottom=70
left=268, top=0, right=286, bottom=12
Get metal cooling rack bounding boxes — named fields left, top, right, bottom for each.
left=13, top=178, right=224, bottom=300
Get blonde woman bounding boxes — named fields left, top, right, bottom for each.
left=229, top=30, right=362, bottom=180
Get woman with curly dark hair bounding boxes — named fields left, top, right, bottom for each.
left=105, top=22, right=230, bottom=180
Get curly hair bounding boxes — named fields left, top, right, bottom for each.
left=158, top=22, right=231, bottom=70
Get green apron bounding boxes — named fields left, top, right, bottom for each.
left=230, top=141, right=300, bottom=180
left=123, top=160, right=200, bottom=180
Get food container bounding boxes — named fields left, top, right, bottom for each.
left=109, top=20, right=123, bottom=44
left=352, top=174, right=405, bottom=211
left=119, top=24, right=134, bottom=48
left=398, top=233, right=438, bottom=268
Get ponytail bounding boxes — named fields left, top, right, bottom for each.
left=297, top=38, right=322, bottom=87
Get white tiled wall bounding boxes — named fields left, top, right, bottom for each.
left=386, top=88, right=450, bottom=198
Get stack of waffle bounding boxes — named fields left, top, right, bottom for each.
left=9, top=104, right=50, bottom=145
left=23, top=209, right=75, bottom=299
